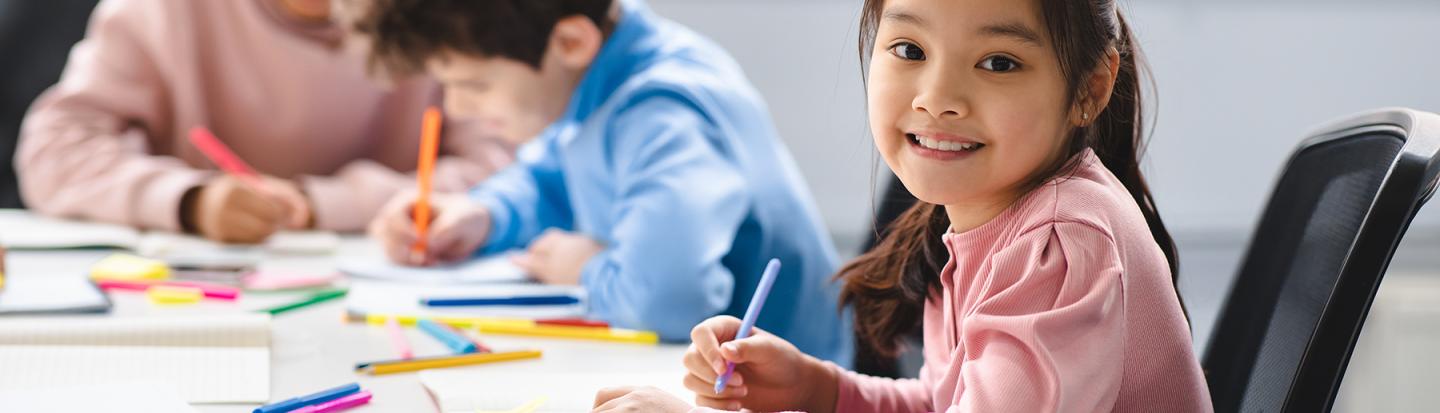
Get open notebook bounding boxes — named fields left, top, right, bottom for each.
left=0, top=314, right=271, bottom=403
left=0, top=209, right=337, bottom=255
left=419, top=371, right=690, bottom=412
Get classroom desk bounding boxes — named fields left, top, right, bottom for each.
left=6, top=237, right=691, bottom=412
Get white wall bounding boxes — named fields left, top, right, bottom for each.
left=649, top=0, right=1440, bottom=247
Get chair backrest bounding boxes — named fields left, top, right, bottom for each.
left=1203, top=108, right=1440, bottom=412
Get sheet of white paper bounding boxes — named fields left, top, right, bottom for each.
left=0, top=274, right=109, bottom=314
left=0, top=314, right=271, bottom=403
left=0, top=381, right=197, bottom=413
left=346, top=280, right=586, bottom=319
left=138, top=231, right=339, bottom=260
left=339, top=252, right=529, bottom=284
left=0, top=209, right=140, bottom=250
left=420, top=371, right=689, bottom=413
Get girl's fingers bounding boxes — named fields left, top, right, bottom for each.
left=683, top=372, right=745, bottom=397
left=692, top=392, right=743, bottom=411
left=682, top=347, right=720, bottom=382
left=690, top=318, right=739, bottom=375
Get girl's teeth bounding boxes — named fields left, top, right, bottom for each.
left=915, top=135, right=980, bottom=152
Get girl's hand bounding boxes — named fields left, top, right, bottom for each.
left=185, top=175, right=309, bottom=243
left=368, top=191, right=490, bottom=266
left=592, top=386, right=692, bottom=412
left=683, top=316, right=839, bottom=412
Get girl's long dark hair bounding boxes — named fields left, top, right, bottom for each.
left=840, top=0, right=1183, bottom=356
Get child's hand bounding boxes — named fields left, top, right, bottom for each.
left=369, top=191, right=490, bottom=266
left=683, top=316, right=838, bottom=412
left=185, top=175, right=311, bottom=243
left=511, top=229, right=603, bottom=285
left=592, top=386, right=693, bottom=412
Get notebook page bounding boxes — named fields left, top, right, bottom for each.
left=420, top=371, right=690, bottom=412
left=0, top=380, right=197, bottom=413
left=0, top=209, right=140, bottom=250
left=0, top=314, right=271, bottom=403
left=0, top=314, right=270, bottom=347
left=0, top=345, right=269, bottom=403
left=338, top=251, right=529, bottom=284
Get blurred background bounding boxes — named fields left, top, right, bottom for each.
left=1, top=0, right=1438, bottom=410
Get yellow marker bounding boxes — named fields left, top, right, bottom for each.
left=477, top=323, right=660, bottom=345
left=361, top=314, right=532, bottom=330
left=356, top=349, right=542, bottom=375
left=148, top=285, right=203, bottom=305
left=90, top=254, right=170, bottom=282
left=0, top=245, right=6, bottom=291
left=357, top=313, right=658, bottom=344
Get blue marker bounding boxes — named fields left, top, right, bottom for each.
left=421, top=295, right=580, bottom=307
left=714, top=258, right=781, bottom=394
left=254, top=382, right=360, bottom=413
left=417, top=319, right=477, bottom=354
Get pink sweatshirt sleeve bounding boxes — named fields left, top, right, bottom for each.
left=301, top=117, right=514, bottom=231
left=945, top=223, right=1126, bottom=412
left=835, top=362, right=934, bottom=412
left=833, top=222, right=1127, bottom=413
left=15, top=0, right=207, bottom=231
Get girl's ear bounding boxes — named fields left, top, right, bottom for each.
left=548, top=15, right=605, bottom=71
left=1072, top=46, right=1122, bottom=126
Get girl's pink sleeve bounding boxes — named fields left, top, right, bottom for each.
left=941, top=222, right=1127, bottom=413
left=16, top=0, right=208, bottom=231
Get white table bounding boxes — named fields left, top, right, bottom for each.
left=5, top=238, right=690, bottom=412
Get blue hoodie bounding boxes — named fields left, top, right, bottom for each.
left=470, top=0, right=852, bottom=364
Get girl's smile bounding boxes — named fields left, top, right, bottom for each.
left=905, top=130, right=987, bottom=161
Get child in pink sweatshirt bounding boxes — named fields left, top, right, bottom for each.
left=15, top=0, right=514, bottom=243
left=592, top=0, right=1213, bottom=411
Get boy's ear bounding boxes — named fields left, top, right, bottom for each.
left=548, top=15, right=605, bottom=70
left=1072, top=46, right=1122, bottom=126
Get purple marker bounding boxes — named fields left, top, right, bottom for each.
left=714, top=258, right=781, bottom=394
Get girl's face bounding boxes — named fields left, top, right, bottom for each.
left=868, top=0, right=1075, bottom=210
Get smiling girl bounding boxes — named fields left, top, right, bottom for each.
left=592, top=0, right=1212, bottom=411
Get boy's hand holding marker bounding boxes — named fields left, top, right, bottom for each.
left=371, top=193, right=604, bottom=284
left=370, top=192, right=491, bottom=266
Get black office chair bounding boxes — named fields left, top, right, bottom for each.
left=1203, top=108, right=1440, bottom=412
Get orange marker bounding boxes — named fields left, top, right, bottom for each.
left=410, top=107, right=443, bottom=262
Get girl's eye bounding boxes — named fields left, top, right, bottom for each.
left=978, top=55, right=1021, bottom=72
left=888, top=42, right=926, bottom=61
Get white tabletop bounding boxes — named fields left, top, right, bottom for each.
left=4, top=238, right=691, bottom=412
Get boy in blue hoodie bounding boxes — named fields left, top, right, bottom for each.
left=355, top=0, right=851, bottom=364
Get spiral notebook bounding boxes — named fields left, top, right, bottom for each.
left=0, top=314, right=271, bottom=403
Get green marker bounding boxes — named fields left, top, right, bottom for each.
left=261, top=289, right=347, bottom=315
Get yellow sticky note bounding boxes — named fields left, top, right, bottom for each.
left=90, top=254, right=170, bottom=282
left=148, top=285, right=202, bottom=305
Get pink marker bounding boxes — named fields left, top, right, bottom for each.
left=188, top=127, right=272, bottom=196
left=243, top=272, right=340, bottom=290
left=385, top=317, right=413, bottom=359
left=96, top=280, right=241, bottom=300
left=291, top=390, right=372, bottom=413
